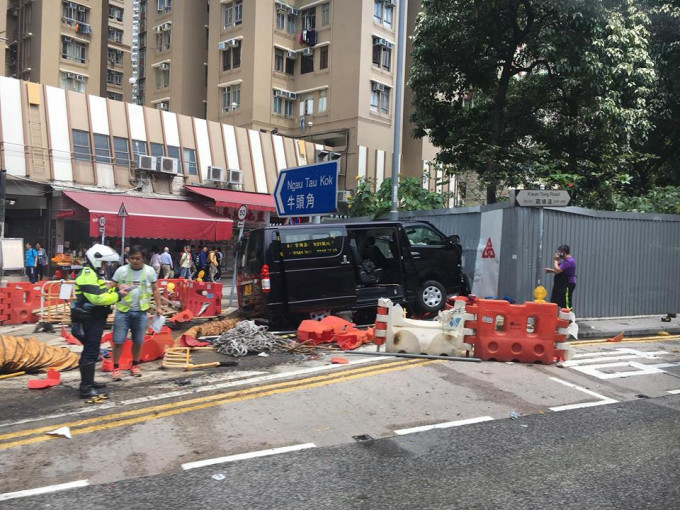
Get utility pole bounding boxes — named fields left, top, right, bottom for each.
left=389, top=0, right=408, bottom=220
left=0, top=169, right=6, bottom=280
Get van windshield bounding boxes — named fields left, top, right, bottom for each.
left=279, top=228, right=344, bottom=259
left=238, top=230, right=264, bottom=273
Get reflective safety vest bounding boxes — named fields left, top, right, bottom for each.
left=75, top=267, right=119, bottom=308
left=115, top=264, right=156, bottom=312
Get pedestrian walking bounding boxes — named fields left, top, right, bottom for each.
left=197, top=246, right=208, bottom=278
left=24, top=242, right=38, bottom=283
left=72, top=244, right=127, bottom=399
left=545, top=244, right=576, bottom=310
left=150, top=247, right=161, bottom=275
left=159, top=247, right=174, bottom=278
left=111, top=245, right=163, bottom=380
left=215, top=246, right=224, bottom=281
left=208, top=247, right=218, bottom=282
left=35, top=242, right=48, bottom=281
left=179, top=245, right=192, bottom=279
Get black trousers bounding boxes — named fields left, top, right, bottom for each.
left=79, top=316, right=106, bottom=387
left=551, top=282, right=576, bottom=310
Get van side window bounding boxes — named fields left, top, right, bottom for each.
left=405, top=225, right=446, bottom=246
left=280, top=228, right=344, bottom=259
left=239, top=231, right=264, bottom=273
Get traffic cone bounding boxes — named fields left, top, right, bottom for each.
left=61, top=324, right=67, bottom=338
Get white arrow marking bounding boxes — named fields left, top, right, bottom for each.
left=274, top=171, right=287, bottom=214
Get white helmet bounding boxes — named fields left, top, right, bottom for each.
left=86, top=244, right=120, bottom=269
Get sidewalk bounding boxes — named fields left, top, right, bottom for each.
left=576, top=315, right=680, bottom=340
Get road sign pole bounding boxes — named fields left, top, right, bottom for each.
left=228, top=220, right=246, bottom=308
left=536, top=207, right=544, bottom=287
left=100, top=226, right=106, bottom=245
left=121, top=216, right=126, bottom=261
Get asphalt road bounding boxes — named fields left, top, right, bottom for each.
left=3, top=395, right=679, bottom=510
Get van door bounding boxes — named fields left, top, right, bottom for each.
left=276, top=225, right=357, bottom=313
left=402, top=223, right=460, bottom=290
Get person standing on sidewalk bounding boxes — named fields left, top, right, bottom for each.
left=545, top=244, right=576, bottom=310
left=111, top=245, right=163, bottom=380
left=208, top=247, right=219, bottom=282
left=24, top=243, right=38, bottom=284
left=179, top=245, right=192, bottom=279
left=159, top=247, right=174, bottom=278
left=73, top=244, right=127, bottom=399
left=35, top=243, right=48, bottom=281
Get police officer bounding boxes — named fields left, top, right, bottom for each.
left=73, top=244, right=128, bottom=399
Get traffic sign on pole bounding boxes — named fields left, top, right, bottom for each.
left=274, top=161, right=339, bottom=217
left=515, top=189, right=571, bottom=207
left=237, top=205, right=248, bottom=221
left=117, top=202, right=129, bottom=217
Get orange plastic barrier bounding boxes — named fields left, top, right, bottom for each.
left=0, top=283, right=43, bottom=324
left=455, top=297, right=564, bottom=364
left=297, top=320, right=335, bottom=344
left=180, top=281, right=222, bottom=317
left=101, top=327, right=174, bottom=371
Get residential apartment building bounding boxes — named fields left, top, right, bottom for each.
left=1, top=0, right=133, bottom=101
left=135, top=0, right=459, bottom=201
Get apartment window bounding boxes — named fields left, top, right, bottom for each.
left=108, top=49, right=123, bottom=65
left=72, top=130, right=91, bottom=161
left=299, top=93, right=314, bottom=116
left=157, top=0, right=171, bottom=13
left=62, top=2, right=77, bottom=21
left=287, top=14, right=296, bottom=34
left=156, top=31, right=171, bottom=52
left=321, top=3, right=330, bottom=26
left=113, top=137, right=130, bottom=166
left=61, top=37, right=87, bottom=63
left=223, top=0, right=243, bottom=28
left=301, top=8, right=316, bottom=30
left=183, top=148, right=197, bottom=175
left=108, top=92, right=123, bottom=101
left=167, top=146, right=181, bottom=169
left=132, top=139, right=148, bottom=158
left=276, top=11, right=285, bottom=30
left=76, top=5, right=89, bottom=23
left=155, top=64, right=170, bottom=88
left=108, top=27, right=123, bottom=43
left=320, top=46, right=329, bottom=70
left=273, top=94, right=294, bottom=118
left=274, top=48, right=284, bottom=72
left=108, top=5, right=124, bottom=22
left=107, top=70, right=123, bottom=86
left=300, top=50, right=314, bottom=74
left=221, top=41, right=241, bottom=71
left=370, top=83, right=391, bottom=115
left=319, top=89, right=327, bottom=112
left=93, top=134, right=112, bottom=163
left=285, top=54, right=295, bottom=75
left=150, top=142, right=165, bottom=158
left=221, top=84, right=241, bottom=111
left=374, top=1, right=394, bottom=28
left=60, top=72, right=86, bottom=93
left=372, top=38, right=392, bottom=71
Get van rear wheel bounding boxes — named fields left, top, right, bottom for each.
left=416, top=280, right=446, bottom=313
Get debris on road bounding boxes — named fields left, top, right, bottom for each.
left=213, top=321, right=286, bottom=357
left=180, top=318, right=240, bottom=347
left=0, top=335, right=80, bottom=374
left=162, top=347, right=238, bottom=371
left=27, top=369, right=61, bottom=389
left=47, top=426, right=72, bottom=439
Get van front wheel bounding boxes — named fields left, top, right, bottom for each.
left=416, top=280, right=446, bottom=313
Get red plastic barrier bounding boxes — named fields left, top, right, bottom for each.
left=297, top=320, right=335, bottom=345
left=459, top=298, right=560, bottom=364
left=180, top=281, right=222, bottom=317
left=101, top=328, right=173, bottom=371
left=0, top=283, right=42, bottom=324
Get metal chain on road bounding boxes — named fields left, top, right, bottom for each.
left=213, top=320, right=287, bottom=357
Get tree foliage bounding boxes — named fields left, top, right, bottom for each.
left=409, top=0, right=678, bottom=212
left=347, top=176, right=452, bottom=219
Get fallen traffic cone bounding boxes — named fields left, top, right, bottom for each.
left=606, top=332, right=624, bottom=343
left=28, top=369, right=62, bottom=390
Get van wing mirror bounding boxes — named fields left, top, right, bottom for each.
left=448, top=234, right=460, bottom=245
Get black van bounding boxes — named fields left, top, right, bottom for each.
left=236, top=221, right=469, bottom=323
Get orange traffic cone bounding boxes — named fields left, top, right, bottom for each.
left=61, top=324, right=67, bottom=338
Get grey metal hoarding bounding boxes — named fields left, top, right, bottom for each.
left=399, top=205, right=680, bottom=318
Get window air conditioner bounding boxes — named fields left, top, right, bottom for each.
left=301, top=47, right=313, bottom=57
left=316, top=150, right=328, bottom=162
left=75, top=75, right=85, bottom=82
left=388, top=0, right=398, bottom=6
left=329, top=151, right=342, bottom=161
left=137, top=155, right=157, bottom=171
left=69, top=2, right=77, bottom=8
left=289, top=7, right=298, bottom=16
left=158, top=156, right=178, bottom=173
left=372, top=82, right=386, bottom=92
left=66, top=72, right=76, bottom=79
left=218, top=41, right=227, bottom=50
left=227, top=169, right=243, bottom=186
left=337, top=190, right=351, bottom=203
left=158, top=102, right=168, bottom=111
left=153, top=25, right=162, bottom=33
left=208, top=166, right=225, bottom=182
left=225, top=39, right=239, bottom=48
left=162, top=23, right=172, bottom=31
left=159, top=62, right=170, bottom=70
left=78, top=5, right=86, bottom=12
left=375, top=37, right=388, bottom=47
left=276, top=2, right=287, bottom=13
left=286, top=50, right=298, bottom=60
left=63, top=36, right=73, bottom=42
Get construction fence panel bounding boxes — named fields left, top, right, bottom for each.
left=399, top=205, right=680, bottom=318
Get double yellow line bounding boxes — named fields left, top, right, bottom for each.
left=0, top=358, right=435, bottom=451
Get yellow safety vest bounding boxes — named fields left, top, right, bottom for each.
left=115, top=264, right=156, bottom=312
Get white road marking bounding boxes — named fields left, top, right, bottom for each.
left=0, top=357, right=393, bottom=429
left=548, top=377, right=618, bottom=412
left=571, top=361, right=668, bottom=380
left=667, top=389, right=680, bottom=395
left=181, top=443, right=317, bottom=470
left=394, top=416, right=494, bottom=435
left=0, top=480, right=89, bottom=502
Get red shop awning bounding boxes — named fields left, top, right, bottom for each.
left=185, top=185, right=276, bottom=212
left=63, top=191, right=234, bottom=241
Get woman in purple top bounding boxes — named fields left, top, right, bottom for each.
left=545, top=244, right=576, bottom=310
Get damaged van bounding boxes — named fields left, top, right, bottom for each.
left=236, top=221, right=469, bottom=323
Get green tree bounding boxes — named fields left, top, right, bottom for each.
left=348, top=176, right=453, bottom=219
